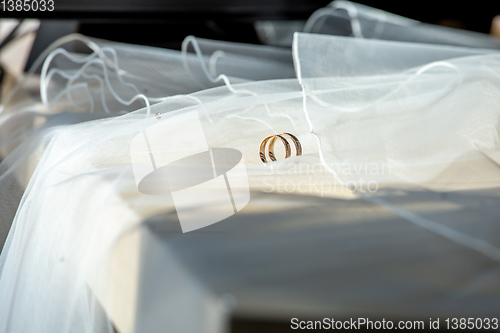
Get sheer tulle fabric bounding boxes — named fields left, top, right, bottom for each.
left=1, top=29, right=500, bottom=333
left=41, top=37, right=295, bottom=114
left=261, top=0, right=500, bottom=49
left=294, top=33, right=500, bottom=188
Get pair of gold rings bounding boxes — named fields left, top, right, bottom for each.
left=260, top=133, right=302, bottom=163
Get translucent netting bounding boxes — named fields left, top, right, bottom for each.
left=0, top=109, right=113, bottom=248
left=186, top=37, right=294, bottom=78
left=1, top=31, right=500, bottom=333
left=41, top=36, right=295, bottom=114
left=0, top=34, right=297, bottom=253
left=293, top=32, right=500, bottom=188
left=309, top=1, right=500, bottom=49
left=0, top=78, right=309, bottom=333
left=260, top=1, right=500, bottom=49
left=294, top=33, right=496, bottom=77
left=0, top=31, right=299, bottom=303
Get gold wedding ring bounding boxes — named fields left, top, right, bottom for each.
left=260, top=133, right=302, bottom=163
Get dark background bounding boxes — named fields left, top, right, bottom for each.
left=3, top=0, right=500, bottom=48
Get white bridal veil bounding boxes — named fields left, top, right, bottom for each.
left=1, top=5, right=500, bottom=333
left=259, top=0, right=500, bottom=49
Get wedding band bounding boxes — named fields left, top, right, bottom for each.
left=260, top=135, right=290, bottom=163
left=268, top=135, right=291, bottom=161
left=259, top=133, right=302, bottom=163
left=281, top=132, right=302, bottom=157
left=259, top=135, right=274, bottom=163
